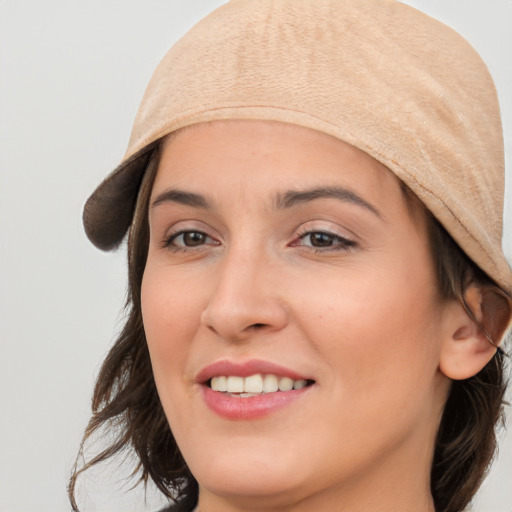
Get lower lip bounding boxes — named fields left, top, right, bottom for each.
left=201, top=385, right=311, bottom=420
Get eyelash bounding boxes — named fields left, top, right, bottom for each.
left=161, top=230, right=218, bottom=252
left=293, top=229, right=356, bottom=252
left=161, top=228, right=356, bottom=254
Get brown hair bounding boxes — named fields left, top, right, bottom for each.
left=414, top=191, right=510, bottom=512
left=69, top=144, right=511, bottom=512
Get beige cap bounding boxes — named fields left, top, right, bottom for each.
left=83, top=0, right=512, bottom=295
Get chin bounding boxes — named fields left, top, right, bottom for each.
left=184, top=437, right=310, bottom=501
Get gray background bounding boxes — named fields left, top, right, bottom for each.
left=0, top=1, right=510, bottom=511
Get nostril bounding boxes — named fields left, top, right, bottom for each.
left=251, top=323, right=266, bottom=329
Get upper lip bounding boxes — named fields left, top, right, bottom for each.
left=195, top=359, right=312, bottom=384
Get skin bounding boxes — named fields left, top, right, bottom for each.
left=141, top=120, right=461, bottom=512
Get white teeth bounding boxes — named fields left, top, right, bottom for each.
left=226, top=376, right=244, bottom=393
left=210, top=373, right=310, bottom=394
left=293, top=379, right=307, bottom=390
left=263, top=374, right=279, bottom=393
left=244, top=374, right=263, bottom=393
left=278, top=377, right=294, bottom=391
left=210, top=376, right=227, bottom=392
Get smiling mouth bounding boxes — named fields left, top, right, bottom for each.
left=207, top=373, right=315, bottom=397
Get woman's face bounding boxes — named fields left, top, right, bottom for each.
left=142, top=120, right=453, bottom=510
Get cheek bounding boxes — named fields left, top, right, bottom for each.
left=305, top=286, right=444, bottom=461
left=289, top=254, right=444, bottom=402
left=141, top=267, right=203, bottom=389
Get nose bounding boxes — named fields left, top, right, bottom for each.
left=200, top=248, right=288, bottom=341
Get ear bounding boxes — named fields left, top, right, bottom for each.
left=439, top=285, right=510, bottom=381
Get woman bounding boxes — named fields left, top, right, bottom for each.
left=70, top=1, right=512, bottom=511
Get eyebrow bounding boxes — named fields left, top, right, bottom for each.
left=151, top=189, right=211, bottom=209
left=150, top=185, right=382, bottom=218
left=274, top=186, right=382, bottom=218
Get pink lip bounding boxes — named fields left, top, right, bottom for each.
left=201, top=386, right=310, bottom=420
left=196, top=359, right=314, bottom=420
left=195, top=358, right=311, bottom=383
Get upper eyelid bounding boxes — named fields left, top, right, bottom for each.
left=292, top=222, right=360, bottom=251
left=295, top=221, right=356, bottom=240
left=297, top=226, right=350, bottom=237
left=160, top=220, right=220, bottom=240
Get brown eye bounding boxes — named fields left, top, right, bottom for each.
left=182, top=231, right=206, bottom=246
left=308, top=232, right=335, bottom=247
left=295, top=230, right=356, bottom=252
left=165, top=230, right=216, bottom=249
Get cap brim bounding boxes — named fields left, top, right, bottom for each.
left=82, top=143, right=157, bottom=250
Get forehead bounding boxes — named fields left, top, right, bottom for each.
left=153, top=120, right=403, bottom=208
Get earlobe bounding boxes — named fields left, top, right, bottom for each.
left=439, top=286, right=500, bottom=381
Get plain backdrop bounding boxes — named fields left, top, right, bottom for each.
left=0, top=1, right=510, bottom=511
